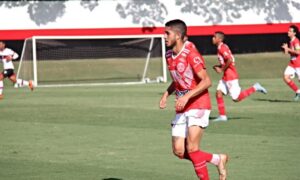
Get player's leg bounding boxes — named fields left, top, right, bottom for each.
left=187, top=125, right=210, bottom=180
left=0, top=73, right=4, bottom=99
left=214, top=80, right=228, bottom=121
left=14, top=77, right=34, bottom=91
left=236, top=85, right=265, bottom=102
left=8, top=73, right=17, bottom=84
left=6, top=69, right=33, bottom=90
left=283, top=66, right=300, bottom=95
left=232, top=80, right=267, bottom=102
left=294, top=67, right=300, bottom=101
left=186, top=110, right=228, bottom=180
left=172, top=136, right=186, bottom=159
left=187, top=126, right=228, bottom=180
left=9, top=73, right=32, bottom=90
left=171, top=113, right=210, bottom=179
left=171, top=113, right=188, bottom=159
left=226, top=79, right=242, bottom=102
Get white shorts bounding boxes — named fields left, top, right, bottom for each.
left=217, top=79, right=241, bottom=100
left=284, top=66, right=300, bottom=80
left=171, top=109, right=211, bottom=138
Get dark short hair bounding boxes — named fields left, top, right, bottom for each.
left=290, top=25, right=299, bottom=35
left=165, top=19, right=187, bottom=39
left=0, top=40, right=5, bottom=44
left=215, top=31, right=225, bottom=40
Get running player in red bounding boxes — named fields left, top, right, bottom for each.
left=159, top=19, right=228, bottom=180
left=0, top=40, right=34, bottom=99
left=212, top=32, right=267, bottom=121
left=281, top=25, right=300, bottom=101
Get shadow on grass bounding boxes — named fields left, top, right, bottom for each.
left=253, top=98, right=294, bottom=103
left=102, top=178, right=123, bottom=180
left=209, top=116, right=253, bottom=120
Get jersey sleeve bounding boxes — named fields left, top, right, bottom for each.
left=219, top=45, right=233, bottom=61
left=187, top=51, right=206, bottom=73
left=9, top=49, right=19, bottom=59
left=12, top=52, right=19, bottom=60
left=4, top=48, right=18, bottom=59
left=294, top=39, right=300, bottom=50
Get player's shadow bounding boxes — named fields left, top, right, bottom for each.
left=209, top=116, right=252, bottom=120
left=102, top=178, right=123, bottom=180
left=253, top=98, right=294, bottom=103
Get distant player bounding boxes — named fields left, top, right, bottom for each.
left=159, top=19, right=228, bottom=180
left=281, top=25, right=300, bottom=101
left=0, top=40, right=34, bottom=99
left=212, top=32, right=267, bottom=121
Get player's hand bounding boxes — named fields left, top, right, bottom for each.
left=175, top=96, right=189, bottom=111
left=159, top=94, right=168, bottom=109
left=213, top=65, right=222, bottom=74
left=281, top=43, right=289, bottom=54
left=4, top=55, right=13, bottom=61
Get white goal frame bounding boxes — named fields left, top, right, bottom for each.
left=17, top=35, right=167, bottom=87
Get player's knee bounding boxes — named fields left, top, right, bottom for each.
left=216, top=90, right=223, bottom=98
left=173, top=149, right=184, bottom=159
left=10, top=77, right=16, bottom=83
left=283, top=75, right=291, bottom=83
left=186, top=144, right=199, bottom=153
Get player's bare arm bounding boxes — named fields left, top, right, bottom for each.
left=281, top=43, right=289, bottom=54
left=282, top=43, right=300, bottom=55
left=4, top=55, right=13, bottom=61
left=3, top=52, right=18, bottom=61
left=213, top=65, right=222, bottom=74
left=213, top=64, right=222, bottom=73
left=214, top=54, right=233, bottom=74
left=160, top=81, right=176, bottom=109
left=221, top=58, right=233, bottom=72
left=176, top=69, right=211, bottom=111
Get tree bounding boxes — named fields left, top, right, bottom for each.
left=0, top=0, right=100, bottom=26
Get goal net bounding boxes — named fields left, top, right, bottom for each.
left=17, top=35, right=167, bottom=87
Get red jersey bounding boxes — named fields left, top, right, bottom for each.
left=217, top=43, right=239, bottom=81
left=166, top=41, right=211, bottom=113
left=288, top=37, right=300, bottom=68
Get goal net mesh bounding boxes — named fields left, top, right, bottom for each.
left=17, top=36, right=165, bottom=87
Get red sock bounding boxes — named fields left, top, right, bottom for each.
left=216, top=96, right=226, bottom=116
left=286, top=81, right=299, bottom=92
left=237, top=87, right=256, bottom=101
left=189, top=150, right=213, bottom=180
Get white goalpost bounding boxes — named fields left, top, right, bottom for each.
left=16, top=35, right=167, bottom=87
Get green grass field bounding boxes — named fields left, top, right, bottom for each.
left=1, top=52, right=300, bottom=180
left=18, top=58, right=163, bottom=85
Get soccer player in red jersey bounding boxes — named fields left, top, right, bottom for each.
left=281, top=25, right=300, bottom=101
left=159, top=19, right=228, bottom=180
left=212, top=32, right=267, bottom=121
